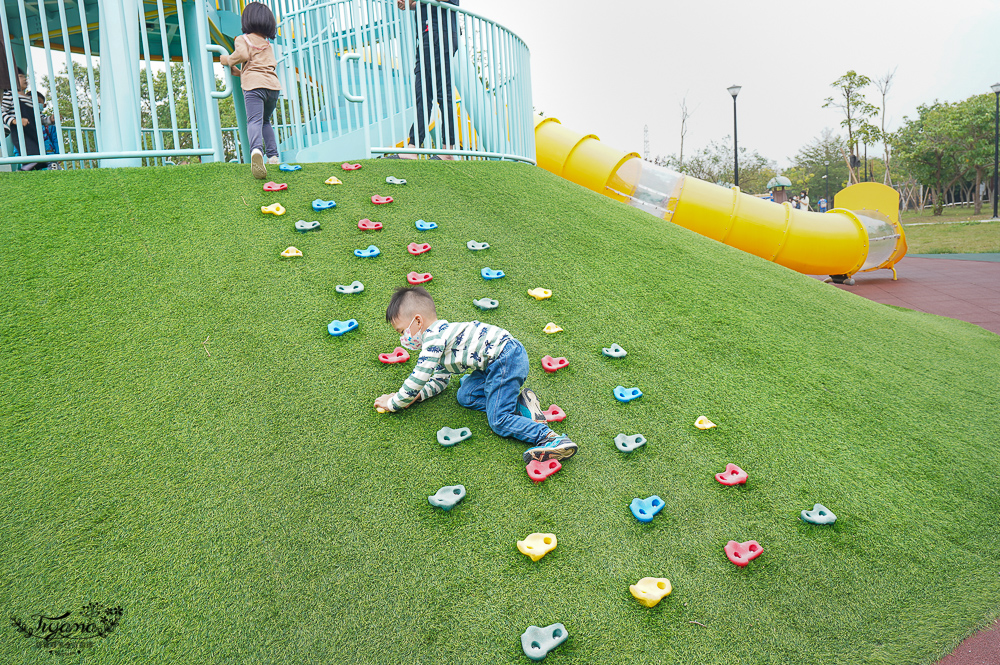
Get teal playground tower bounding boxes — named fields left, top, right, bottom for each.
left=0, top=0, right=534, bottom=169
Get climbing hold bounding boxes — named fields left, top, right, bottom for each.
left=327, top=319, right=358, bottom=336
left=615, top=433, right=646, bottom=452
left=280, top=246, right=302, bottom=258
left=341, top=162, right=361, bottom=171
left=801, top=503, right=837, bottom=525
left=376, top=407, right=386, bottom=414
left=279, top=163, right=301, bottom=171
left=542, top=323, right=563, bottom=334
left=295, top=220, right=321, bottom=232
left=614, top=386, right=643, bottom=402
left=473, top=298, right=499, bottom=310
left=335, top=281, right=364, bottom=294
left=541, top=355, right=568, bottom=373
left=481, top=267, right=505, bottom=280
left=407, top=242, right=431, bottom=255
left=386, top=176, right=407, bottom=185
left=263, top=181, right=287, bottom=191
left=407, top=272, right=433, bottom=285
left=520, top=623, right=568, bottom=662
left=467, top=240, right=489, bottom=250
left=261, top=203, right=285, bottom=216
left=428, top=484, right=465, bottom=510
left=354, top=245, right=380, bottom=258
left=415, top=219, right=437, bottom=230
left=324, top=176, right=342, bottom=185
left=527, top=288, right=552, bottom=300
left=358, top=219, right=382, bottom=231
left=436, top=426, right=472, bottom=446
left=378, top=347, right=411, bottom=364
left=715, top=463, right=747, bottom=486
left=542, top=405, right=565, bottom=422
left=724, top=540, right=762, bottom=567
left=629, top=496, right=664, bottom=523
left=312, top=199, right=337, bottom=211
left=602, top=343, right=627, bottom=358
left=517, top=533, right=557, bottom=561
left=629, top=577, right=672, bottom=608
left=371, top=195, right=393, bottom=204
left=694, top=416, right=716, bottom=429
left=525, top=459, right=561, bottom=483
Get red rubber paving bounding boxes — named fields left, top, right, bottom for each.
left=815, top=256, right=999, bottom=663
left=813, top=257, right=1000, bottom=336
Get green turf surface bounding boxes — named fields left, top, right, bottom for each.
left=2, top=161, right=1000, bottom=664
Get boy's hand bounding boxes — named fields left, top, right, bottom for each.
left=374, top=394, right=393, bottom=411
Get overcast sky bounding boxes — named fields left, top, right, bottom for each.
left=463, top=0, right=1000, bottom=168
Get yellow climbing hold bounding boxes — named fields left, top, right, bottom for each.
left=694, top=416, right=716, bottom=430
left=325, top=176, right=343, bottom=185
left=517, top=533, right=557, bottom=562
left=261, top=202, right=286, bottom=216
left=528, top=288, right=552, bottom=300
left=629, top=577, right=672, bottom=607
left=543, top=322, right=563, bottom=334
left=376, top=407, right=386, bottom=414
left=280, top=246, right=302, bottom=258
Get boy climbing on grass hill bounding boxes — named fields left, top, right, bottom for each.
left=374, top=286, right=578, bottom=463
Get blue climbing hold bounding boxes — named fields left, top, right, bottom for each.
left=354, top=245, right=380, bottom=258
left=614, top=433, right=646, bottom=452
left=437, top=427, right=472, bottom=446
left=614, top=386, right=643, bottom=402
left=279, top=163, right=301, bottom=171
left=295, top=220, right=321, bottom=232
left=473, top=298, right=499, bottom=310
left=327, top=319, right=358, bottom=336
left=335, top=281, right=364, bottom=294
left=629, top=496, right=663, bottom=523
left=602, top=343, right=627, bottom=358
left=415, top=219, right=437, bottom=231
left=481, top=267, right=505, bottom=280
left=801, top=503, right=837, bottom=525
left=520, top=623, right=568, bottom=662
left=312, top=199, right=337, bottom=211
left=428, top=485, right=466, bottom=510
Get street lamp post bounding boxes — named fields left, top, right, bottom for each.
left=991, top=83, right=1000, bottom=219
left=823, top=160, right=830, bottom=208
left=728, top=85, right=741, bottom=188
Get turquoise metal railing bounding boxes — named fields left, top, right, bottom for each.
left=0, top=0, right=533, bottom=168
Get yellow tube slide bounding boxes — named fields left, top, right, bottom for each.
left=534, top=114, right=906, bottom=278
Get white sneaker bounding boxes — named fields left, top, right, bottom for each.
left=250, top=149, right=266, bottom=179
left=267, top=156, right=280, bottom=165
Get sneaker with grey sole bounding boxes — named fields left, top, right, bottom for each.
left=523, top=433, right=578, bottom=463
left=517, top=387, right=546, bottom=423
left=250, top=149, right=266, bottom=179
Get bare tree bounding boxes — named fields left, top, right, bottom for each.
left=678, top=96, right=690, bottom=169
left=874, top=67, right=897, bottom=185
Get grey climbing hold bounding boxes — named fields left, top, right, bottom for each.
left=467, top=240, right=490, bottom=250
left=614, top=433, right=646, bottom=452
left=428, top=485, right=466, bottom=510
left=473, top=298, right=499, bottom=310
left=437, top=426, right=472, bottom=446
left=602, top=343, right=627, bottom=358
left=801, top=503, right=837, bottom=525
left=295, top=220, right=321, bottom=232
left=521, top=623, right=568, bottom=661
left=335, top=281, right=364, bottom=294
left=386, top=176, right=407, bottom=185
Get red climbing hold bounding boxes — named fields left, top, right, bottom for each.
left=378, top=347, right=411, bottom=364
left=407, top=272, right=433, bottom=285
left=341, top=163, right=362, bottom=171
left=358, top=219, right=383, bottom=231
left=724, top=540, right=762, bottom=567
left=541, top=355, right=569, bottom=373
left=526, top=459, right=562, bottom=483
left=715, top=463, right=748, bottom=486
left=371, top=195, right=393, bottom=204
left=263, top=181, right=287, bottom=192
left=407, top=242, right=431, bottom=255
left=543, top=405, right=566, bottom=422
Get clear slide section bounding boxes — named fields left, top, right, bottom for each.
left=534, top=114, right=906, bottom=278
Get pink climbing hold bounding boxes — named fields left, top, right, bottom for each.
left=407, top=272, right=433, bottom=285
left=341, top=163, right=362, bottom=171
left=358, top=219, right=382, bottom=231
left=378, top=347, right=411, bottom=364
left=541, top=355, right=569, bottom=373
left=526, top=459, right=561, bottom=483
left=715, top=463, right=748, bottom=486
left=543, top=405, right=566, bottom=422
left=263, top=181, right=287, bottom=192
left=724, top=540, right=762, bottom=567
left=407, top=242, right=431, bottom=255
left=371, top=195, right=393, bottom=204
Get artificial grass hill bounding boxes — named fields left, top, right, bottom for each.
left=1, top=159, right=999, bottom=665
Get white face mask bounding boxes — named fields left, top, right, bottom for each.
left=399, top=316, right=423, bottom=351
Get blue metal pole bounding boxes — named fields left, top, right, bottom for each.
left=98, top=0, right=143, bottom=167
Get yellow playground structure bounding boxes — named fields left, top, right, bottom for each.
left=534, top=115, right=907, bottom=281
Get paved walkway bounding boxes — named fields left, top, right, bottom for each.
left=816, top=256, right=1000, bottom=335
left=817, top=255, right=998, bottom=663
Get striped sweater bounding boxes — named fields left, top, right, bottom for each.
left=1, top=90, right=42, bottom=128
left=387, top=319, right=513, bottom=412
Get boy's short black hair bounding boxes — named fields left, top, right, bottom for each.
left=242, top=2, right=277, bottom=40
left=386, top=286, right=436, bottom=324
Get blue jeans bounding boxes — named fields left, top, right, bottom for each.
left=456, top=340, right=552, bottom=445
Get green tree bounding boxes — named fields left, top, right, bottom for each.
left=892, top=101, right=968, bottom=216
left=823, top=70, right=880, bottom=182
left=668, top=137, right=777, bottom=195
left=950, top=93, right=995, bottom=215
left=782, top=129, right=849, bottom=203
